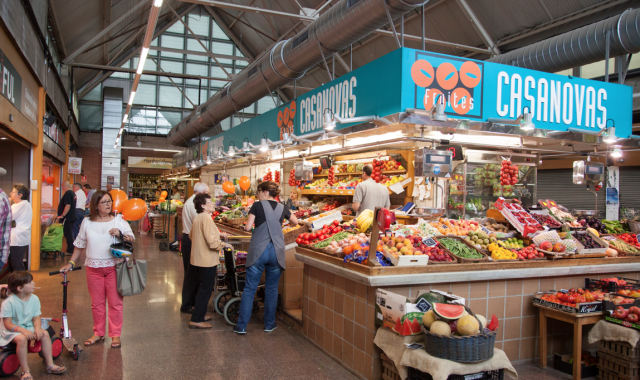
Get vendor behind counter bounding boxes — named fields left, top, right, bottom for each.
left=353, top=164, right=390, bottom=216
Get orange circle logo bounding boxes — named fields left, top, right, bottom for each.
left=277, top=110, right=284, bottom=128
left=423, top=88, right=443, bottom=109
left=436, top=62, right=458, bottom=90
left=411, top=60, right=435, bottom=88
left=289, top=100, right=296, bottom=118
left=451, top=88, right=471, bottom=115
left=460, top=61, right=481, bottom=88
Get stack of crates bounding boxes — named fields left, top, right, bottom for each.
left=598, top=340, right=640, bottom=380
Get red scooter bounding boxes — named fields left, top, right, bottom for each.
left=48, top=266, right=83, bottom=360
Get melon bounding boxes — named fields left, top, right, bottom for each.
left=476, top=315, right=487, bottom=330
left=422, top=310, right=437, bottom=328
left=430, top=320, right=452, bottom=336
left=432, top=303, right=465, bottom=321
left=456, top=315, right=480, bottom=336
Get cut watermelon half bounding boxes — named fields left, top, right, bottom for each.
left=400, top=318, right=413, bottom=336
left=433, top=303, right=465, bottom=321
left=410, top=318, right=421, bottom=335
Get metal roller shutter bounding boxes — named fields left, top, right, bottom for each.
left=619, top=167, right=640, bottom=210
left=536, top=169, right=599, bottom=212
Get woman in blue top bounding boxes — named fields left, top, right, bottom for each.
left=0, top=272, right=66, bottom=379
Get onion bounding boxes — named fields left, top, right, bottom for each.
left=359, top=233, right=366, bottom=238
left=331, top=241, right=338, bottom=248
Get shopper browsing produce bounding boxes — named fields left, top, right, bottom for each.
left=352, top=164, right=390, bottom=217
left=235, top=181, right=298, bottom=335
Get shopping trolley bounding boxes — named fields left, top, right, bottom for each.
left=40, top=222, right=65, bottom=260
left=212, top=237, right=265, bottom=326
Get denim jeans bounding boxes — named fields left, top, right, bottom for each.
left=236, top=241, right=282, bottom=331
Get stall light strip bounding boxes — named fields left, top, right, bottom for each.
left=114, top=0, right=163, bottom=148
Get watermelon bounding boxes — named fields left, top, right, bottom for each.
left=410, top=318, right=421, bottom=335
left=401, top=312, right=424, bottom=326
left=432, top=303, right=465, bottom=321
left=393, top=317, right=402, bottom=333
left=400, top=318, right=413, bottom=336
left=416, top=291, right=446, bottom=308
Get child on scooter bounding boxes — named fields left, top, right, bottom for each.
left=0, top=272, right=67, bottom=379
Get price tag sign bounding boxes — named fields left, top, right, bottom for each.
left=415, top=298, right=432, bottom=312
left=389, top=177, right=413, bottom=194
left=481, top=226, right=492, bottom=235
left=423, top=237, right=438, bottom=247
left=311, top=211, right=343, bottom=231
left=442, top=224, right=448, bottom=229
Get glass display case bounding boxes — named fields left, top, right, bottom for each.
left=446, top=151, right=538, bottom=218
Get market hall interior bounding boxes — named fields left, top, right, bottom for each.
left=3, top=0, right=640, bottom=379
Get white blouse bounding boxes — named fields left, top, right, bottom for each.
left=10, top=201, right=32, bottom=247
left=73, top=215, right=135, bottom=268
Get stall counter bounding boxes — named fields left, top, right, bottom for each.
left=286, top=248, right=640, bottom=380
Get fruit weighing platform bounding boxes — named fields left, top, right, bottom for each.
left=285, top=247, right=640, bottom=380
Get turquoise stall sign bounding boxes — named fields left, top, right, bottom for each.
left=400, top=48, right=633, bottom=138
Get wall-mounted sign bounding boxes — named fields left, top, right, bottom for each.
left=68, top=157, right=82, bottom=174
left=0, top=48, right=37, bottom=126
left=128, top=157, right=173, bottom=169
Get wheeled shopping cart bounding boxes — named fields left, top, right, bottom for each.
left=213, top=244, right=265, bottom=326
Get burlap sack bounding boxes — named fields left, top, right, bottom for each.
left=374, top=328, right=422, bottom=380
left=400, top=347, right=518, bottom=380
left=588, top=320, right=640, bottom=347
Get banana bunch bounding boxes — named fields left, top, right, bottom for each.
left=357, top=209, right=374, bottom=232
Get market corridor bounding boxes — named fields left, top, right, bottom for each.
left=28, top=232, right=358, bottom=380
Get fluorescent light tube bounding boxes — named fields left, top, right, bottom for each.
left=137, top=48, right=149, bottom=74
left=128, top=92, right=136, bottom=105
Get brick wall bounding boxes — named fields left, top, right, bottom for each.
left=76, top=132, right=102, bottom=189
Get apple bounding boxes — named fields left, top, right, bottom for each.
left=540, top=241, right=553, bottom=251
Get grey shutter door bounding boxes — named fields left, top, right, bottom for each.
left=619, top=167, right=640, bottom=211
left=536, top=169, right=600, bottom=213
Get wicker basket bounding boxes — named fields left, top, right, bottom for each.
left=437, top=236, right=489, bottom=263
left=223, top=217, right=247, bottom=226
left=422, top=307, right=496, bottom=363
left=629, top=221, right=640, bottom=233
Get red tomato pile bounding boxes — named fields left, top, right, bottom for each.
left=372, top=159, right=384, bottom=183
left=617, top=234, right=640, bottom=249
left=514, top=245, right=544, bottom=260
left=211, top=211, right=220, bottom=219
left=612, top=306, right=640, bottom=323
left=263, top=169, right=273, bottom=181
left=328, top=166, right=336, bottom=185
left=500, top=160, right=519, bottom=185
left=274, top=170, right=280, bottom=183
left=322, top=201, right=342, bottom=211
left=540, top=288, right=605, bottom=307
left=288, top=169, right=300, bottom=187
left=295, top=220, right=342, bottom=245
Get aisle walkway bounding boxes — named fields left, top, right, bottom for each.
left=29, top=232, right=358, bottom=380
left=27, top=232, right=591, bottom=380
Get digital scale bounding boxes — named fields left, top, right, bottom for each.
left=294, top=160, right=314, bottom=181
left=572, top=160, right=604, bottom=186
left=415, top=148, right=453, bottom=178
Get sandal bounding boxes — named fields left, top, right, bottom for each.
left=84, top=335, right=105, bottom=346
left=111, top=337, right=121, bottom=349
left=21, top=371, right=33, bottom=380
left=45, top=365, right=67, bottom=375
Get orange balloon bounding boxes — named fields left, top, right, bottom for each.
left=239, top=176, right=250, bottom=191
left=121, top=198, right=147, bottom=221
left=160, top=191, right=168, bottom=198
left=46, top=176, right=54, bottom=185
left=109, top=189, right=128, bottom=213
left=222, top=181, right=235, bottom=194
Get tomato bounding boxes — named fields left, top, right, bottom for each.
left=323, top=224, right=329, bottom=229
left=333, top=220, right=339, bottom=226
left=296, top=238, right=303, bottom=245
left=311, top=233, right=317, bottom=240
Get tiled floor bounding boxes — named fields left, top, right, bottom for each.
left=25, top=232, right=358, bottom=380
left=22, top=232, right=598, bottom=380
left=514, top=362, right=596, bottom=380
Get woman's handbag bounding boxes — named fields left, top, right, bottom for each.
left=116, top=258, right=147, bottom=296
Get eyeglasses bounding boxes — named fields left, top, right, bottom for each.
left=99, top=200, right=113, bottom=205
left=205, top=200, right=214, bottom=205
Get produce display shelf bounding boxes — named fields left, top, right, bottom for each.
left=302, top=181, right=411, bottom=196
left=295, top=247, right=640, bottom=277
left=311, top=170, right=407, bottom=178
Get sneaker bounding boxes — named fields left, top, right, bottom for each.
left=233, top=326, right=246, bottom=335
left=264, top=326, right=277, bottom=333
